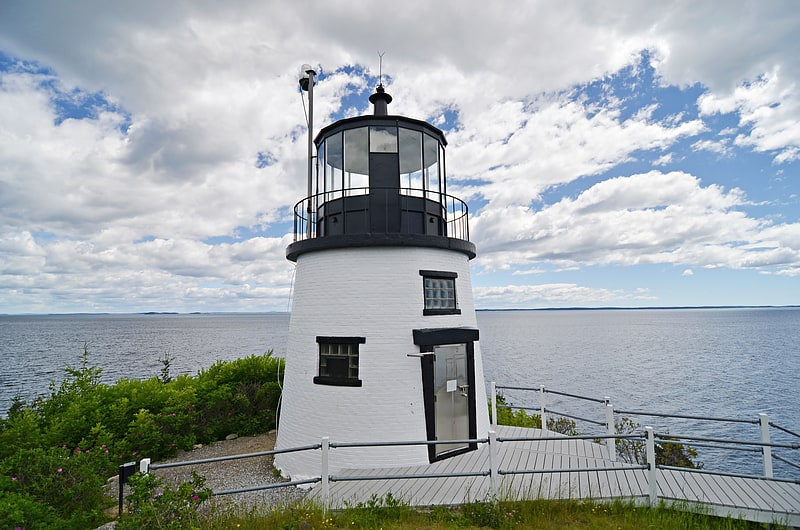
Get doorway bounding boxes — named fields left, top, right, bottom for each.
left=413, top=327, right=479, bottom=462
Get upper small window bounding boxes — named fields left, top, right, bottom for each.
left=370, top=126, right=398, bottom=153
left=313, top=336, right=365, bottom=387
left=420, top=270, right=461, bottom=315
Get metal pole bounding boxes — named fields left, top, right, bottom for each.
left=645, top=426, right=657, bottom=506
left=760, top=413, right=773, bottom=478
left=306, top=68, right=315, bottom=239
left=321, top=436, right=330, bottom=511
left=489, top=430, right=498, bottom=497
left=118, top=461, right=136, bottom=516
left=491, top=381, right=497, bottom=428
left=540, top=385, right=547, bottom=434
left=605, top=401, right=616, bottom=462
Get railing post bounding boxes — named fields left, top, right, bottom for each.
left=491, top=381, right=497, bottom=428
left=759, top=413, right=773, bottom=478
left=118, top=461, right=136, bottom=516
left=321, top=436, right=330, bottom=510
left=605, top=400, right=616, bottom=462
left=489, top=430, right=498, bottom=498
left=540, top=385, right=548, bottom=434
left=645, top=426, right=657, bottom=506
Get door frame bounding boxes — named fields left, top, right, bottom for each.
left=413, top=327, right=479, bottom=463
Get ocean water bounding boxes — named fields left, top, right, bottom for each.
left=1, top=308, right=797, bottom=478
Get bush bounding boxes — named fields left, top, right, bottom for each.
left=117, top=471, right=211, bottom=530
left=0, top=347, right=284, bottom=529
left=0, top=446, right=113, bottom=529
left=494, top=394, right=578, bottom=435
left=615, top=417, right=702, bottom=469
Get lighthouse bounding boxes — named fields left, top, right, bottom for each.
left=275, top=70, right=489, bottom=480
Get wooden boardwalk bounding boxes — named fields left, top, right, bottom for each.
left=309, top=426, right=800, bottom=527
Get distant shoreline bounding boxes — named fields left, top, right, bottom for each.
left=1, top=306, right=798, bottom=317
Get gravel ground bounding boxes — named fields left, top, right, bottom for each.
left=102, top=430, right=306, bottom=527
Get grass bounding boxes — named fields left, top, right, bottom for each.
left=197, top=495, right=783, bottom=529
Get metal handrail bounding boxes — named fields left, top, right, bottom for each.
left=771, top=422, right=800, bottom=439
left=657, top=464, right=800, bottom=485
left=291, top=186, right=471, bottom=243
left=331, top=438, right=488, bottom=449
left=331, top=470, right=489, bottom=482
left=545, top=407, right=606, bottom=427
left=214, top=477, right=321, bottom=496
left=654, top=432, right=800, bottom=450
left=496, top=384, right=606, bottom=404
left=498, top=433, right=644, bottom=443
left=499, top=464, right=648, bottom=476
left=774, top=454, right=800, bottom=471
left=148, top=443, right=322, bottom=470
left=617, top=410, right=759, bottom=424
left=544, top=388, right=607, bottom=404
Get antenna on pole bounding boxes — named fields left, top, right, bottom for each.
left=377, top=51, right=385, bottom=87
left=299, top=64, right=317, bottom=239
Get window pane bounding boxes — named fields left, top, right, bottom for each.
left=344, top=128, right=369, bottom=195
left=324, top=132, right=343, bottom=200
left=399, top=128, right=423, bottom=196
left=423, top=276, right=456, bottom=309
left=423, top=133, right=440, bottom=200
left=319, top=340, right=360, bottom=380
left=370, top=126, right=398, bottom=153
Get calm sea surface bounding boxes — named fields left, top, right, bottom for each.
left=1, top=308, right=797, bottom=478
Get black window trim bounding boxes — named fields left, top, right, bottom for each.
left=420, top=270, right=461, bottom=315
left=314, top=336, right=365, bottom=387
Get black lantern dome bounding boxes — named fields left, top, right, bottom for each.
left=287, top=85, right=474, bottom=261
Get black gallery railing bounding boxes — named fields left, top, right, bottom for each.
left=291, top=187, right=470, bottom=243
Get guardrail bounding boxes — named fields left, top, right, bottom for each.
left=124, top=382, right=799, bottom=514
left=135, top=431, right=656, bottom=510
left=291, top=186, right=470, bottom=242
left=490, top=382, right=800, bottom=480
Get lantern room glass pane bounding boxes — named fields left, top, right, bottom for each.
left=399, top=128, right=423, bottom=197
left=344, top=128, right=369, bottom=195
left=324, top=131, right=343, bottom=200
left=370, top=126, right=398, bottom=153
left=423, top=133, right=441, bottom=200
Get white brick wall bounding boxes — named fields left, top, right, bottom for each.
left=275, top=246, right=489, bottom=479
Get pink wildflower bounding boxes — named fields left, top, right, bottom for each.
left=192, top=494, right=199, bottom=501
left=11, top=476, right=17, bottom=481
left=57, top=468, right=63, bottom=473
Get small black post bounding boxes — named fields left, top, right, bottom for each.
left=118, top=461, right=137, bottom=516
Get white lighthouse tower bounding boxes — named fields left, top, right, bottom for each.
left=275, top=72, right=489, bottom=479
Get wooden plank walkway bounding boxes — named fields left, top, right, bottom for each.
left=308, top=425, right=800, bottom=527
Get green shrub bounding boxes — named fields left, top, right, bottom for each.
left=0, top=346, right=284, bottom=529
left=0, top=446, right=113, bottom=529
left=493, top=394, right=578, bottom=435
left=117, top=471, right=211, bottom=530
left=614, top=417, right=701, bottom=469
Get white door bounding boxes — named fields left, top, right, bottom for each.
left=433, top=344, right=470, bottom=457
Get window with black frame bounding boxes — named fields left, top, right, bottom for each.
left=420, top=270, right=461, bottom=315
left=313, top=336, right=365, bottom=386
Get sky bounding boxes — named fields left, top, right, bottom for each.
left=0, top=1, right=798, bottom=314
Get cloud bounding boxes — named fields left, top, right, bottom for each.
left=682, top=269, right=694, bottom=276
left=471, top=170, right=799, bottom=274
left=473, top=282, right=657, bottom=308
left=0, top=1, right=799, bottom=312
left=698, top=68, right=800, bottom=163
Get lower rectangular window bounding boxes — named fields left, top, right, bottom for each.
left=313, top=336, right=365, bottom=387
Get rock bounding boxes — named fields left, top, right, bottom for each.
left=225, top=433, right=239, bottom=441
left=193, top=443, right=204, bottom=450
